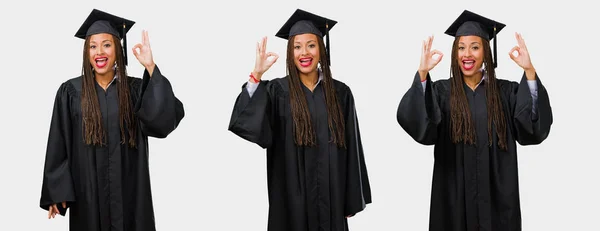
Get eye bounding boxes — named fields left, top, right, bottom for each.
left=472, top=46, right=479, bottom=50
left=104, top=43, right=111, bottom=48
left=308, top=44, right=316, bottom=48
left=90, top=45, right=96, bottom=49
left=294, top=45, right=300, bottom=49
left=458, top=47, right=464, bottom=50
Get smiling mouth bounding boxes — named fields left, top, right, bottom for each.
left=95, top=57, right=108, bottom=68
left=462, top=60, right=475, bottom=70
left=299, top=57, right=313, bottom=67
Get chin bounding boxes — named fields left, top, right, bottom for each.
left=461, top=69, right=475, bottom=76
left=94, top=67, right=111, bottom=75
left=298, top=66, right=317, bottom=74
left=461, top=66, right=482, bottom=77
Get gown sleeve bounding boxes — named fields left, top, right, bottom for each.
left=40, top=82, right=76, bottom=215
left=509, top=72, right=553, bottom=145
left=397, top=71, right=443, bottom=145
left=228, top=80, right=275, bottom=149
left=134, top=65, right=185, bottom=138
left=343, top=87, right=372, bottom=216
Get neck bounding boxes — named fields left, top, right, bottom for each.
left=95, top=70, right=115, bottom=90
left=462, top=71, right=483, bottom=90
left=299, top=70, right=319, bottom=91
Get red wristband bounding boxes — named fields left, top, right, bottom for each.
left=249, top=73, right=259, bottom=83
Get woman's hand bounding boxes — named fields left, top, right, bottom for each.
left=48, top=202, right=66, bottom=219
left=133, top=30, right=156, bottom=76
left=418, top=35, right=443, bottom=81
left=509, top=32, right=536, bottom=80
left=252, top=36, right=279, bottom=81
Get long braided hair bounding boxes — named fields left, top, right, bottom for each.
left=449, top=37, right=507, bottom=150
left=286, top=34, right=346, bottom=148
left=81, top=34, right=136, bottom=147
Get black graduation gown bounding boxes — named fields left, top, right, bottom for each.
left=228, top=77, right=371, bottom=231
left=40, top=66, right=184, bottom=231
left=397, top=71, right=552, bottom=231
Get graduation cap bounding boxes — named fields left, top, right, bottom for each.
left=445, top=10, right=506, bottom=68
left=75, top=9, right=135, bottom=65
left=275, top=9, right=337, bottom=66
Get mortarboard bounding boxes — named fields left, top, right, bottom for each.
left=275, top=9, right=337, bottom=66
left=445, top=10, right=506, bottom=68
left=75, top=9, right=135, bottom=66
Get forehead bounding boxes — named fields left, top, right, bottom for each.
left=293, top=33, right=318, bottom=43
left=89, top=33, right=114, bottom=42
left=458, top=35, right=483, bottom=44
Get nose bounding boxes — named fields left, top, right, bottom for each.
left=300, top=46, right=309, bottom=56
left=98, top=46, right=105, bottom=56
left=464, top=48, right=472, bottom=57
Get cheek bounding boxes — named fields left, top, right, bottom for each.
left=311, top=48, right=319, bottom=62
left=475, top=50, right=484, bottom=61
left=107, top=47, right=115, bottom=56
left=107, top=49, right=117, bottom=62
left=89, top=50, right=95, bottom=64
left=293, top=49, right=301, bottom=59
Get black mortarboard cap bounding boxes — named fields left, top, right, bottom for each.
left=75, top=9, right=135, bottom=65
left=445, top=10, right=506, bottom=68
left=275, top=9, right=337, bottom=66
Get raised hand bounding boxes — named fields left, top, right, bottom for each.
left=252, top=36, right=279, bottom=81
left=418, top=35, right=444, bottom=81
left=132, top=30, right=156, bottom=76
left=48, top=202, right=66, bottom=219
left=509, top=32, right=536, bottom=80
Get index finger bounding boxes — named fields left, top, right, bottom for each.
left=49, top=205, right=57, bottom=218
left=516, top=32, right=527, bottom=49
left=262, top=36, right=267, bottom=54
left=256, top=41, right=260, bottom=55
left=429, top=35, right=434, bottom=51
left=144, top=30, right=150, bottom=46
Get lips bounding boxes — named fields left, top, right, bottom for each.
left=95, top=57, right=108, bottom=68
left=462, top=60, right=475, bottom=71
left=299, top=57, right=313, bottom=67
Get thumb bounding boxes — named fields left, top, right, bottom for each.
left=266, top=53, right=279, bottom=65
left=431, top=50, right=443, bottom=65
left=132, top=44, right=143, bottom=58
left=509, top=46, right=520, bottom=62
left=62, top=202, right=67, bottom=208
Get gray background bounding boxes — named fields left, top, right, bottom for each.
left=0, top=0, right=598, bottom=230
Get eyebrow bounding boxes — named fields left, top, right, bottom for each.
left=90, top=40, right=113, bottom=44
left=458, top=41, right=481, bottom=45
left=294, top=40, right=317, bottom=44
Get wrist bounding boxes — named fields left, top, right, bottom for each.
left=418, top=70, right=428, bottom=81
left=254, top=70, right=264, bottom=79
left=250, top=72, right=260, bottom=83
left=145, top=63, right=156, bottom=72
left=524, top=67, right=536, bottom=80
